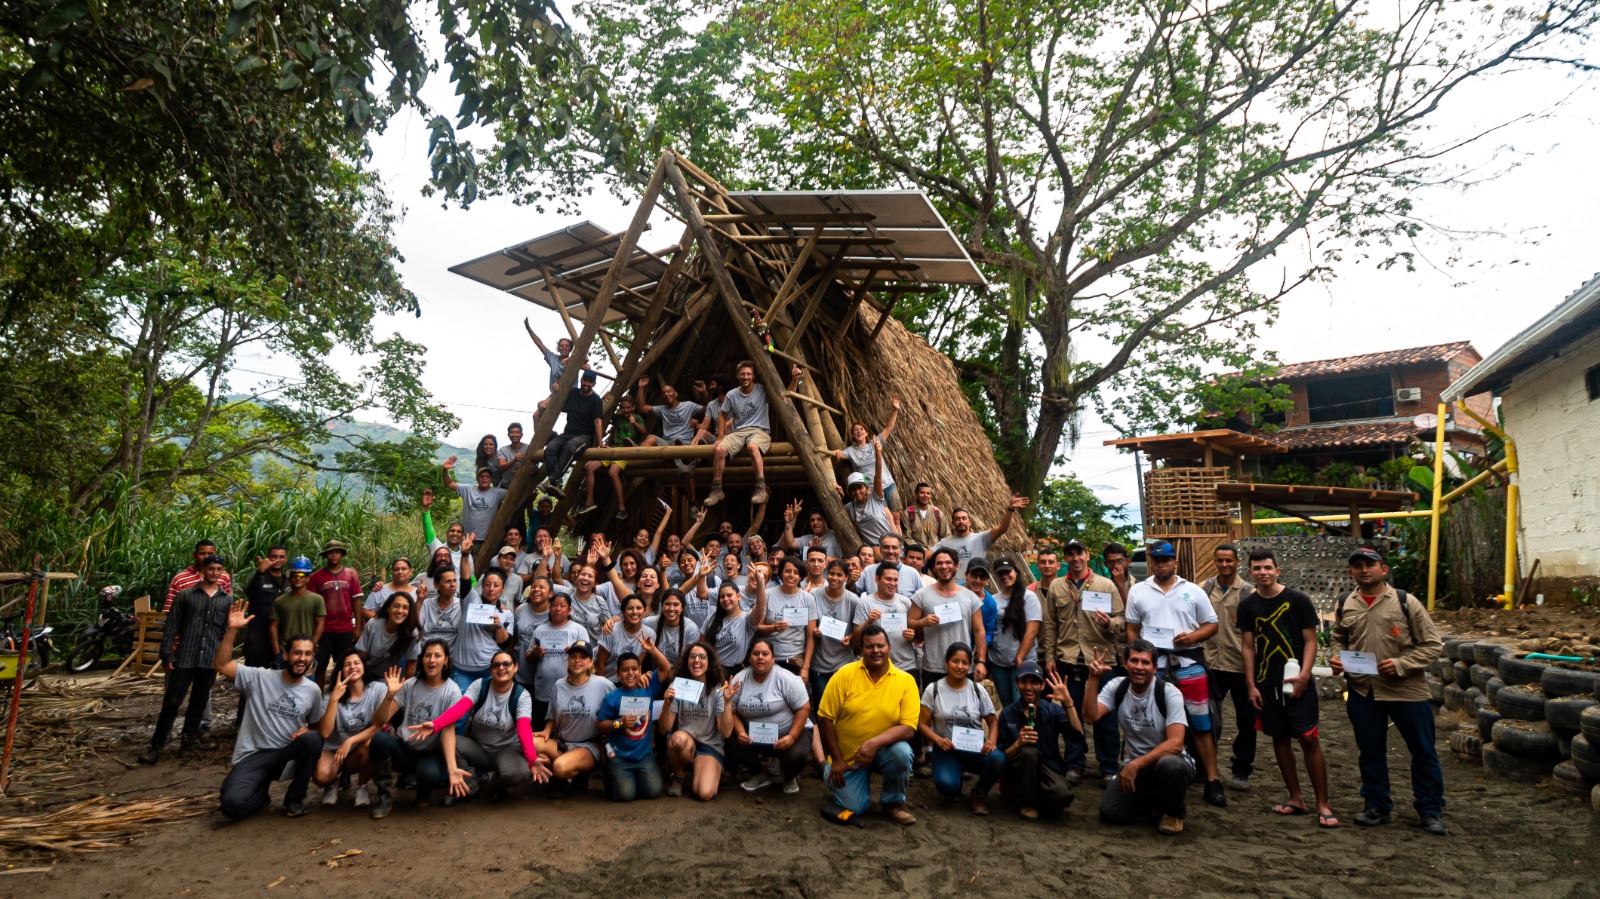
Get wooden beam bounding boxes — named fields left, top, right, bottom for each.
left=702, top=212, right=876, bottom=225
left=581, top=442, right=797, bottom=462
left=475, top=152, right=672, bottom=572
left=541, top=264, right=582, bottom=343
left=765, top=224, right=824, bottom=321
left=664, top=154, right=862, bottom=555
left=784, top=254, right=844, bottom=352
left=598, top=331, right=625, bottom=373
left=868, top=288, right=906, bottom=341
left=786, top=390, right=842, bottom=416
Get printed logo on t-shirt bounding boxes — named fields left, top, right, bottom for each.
left=266, top=691, right=305, bottom=722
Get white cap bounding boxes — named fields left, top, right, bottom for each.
left=846, top=473, right=867, bottom=487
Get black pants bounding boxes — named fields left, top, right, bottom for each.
left=1005, top=746, right=1075, bottom=816
left=313, top=631, right=356, bottom=688
left=544, top=434, right=591, bottom=483
left=152, top=666, right=216, bottom=749
left=1098, top=755, right=1196, bottom=823
left=219, top=731, right=323, bottom=820
left=1209, top=669, right=1258, bottom=780
left=728, top=733, right=811, bottom=781
left=1061, top=662, right=1119, bottom=774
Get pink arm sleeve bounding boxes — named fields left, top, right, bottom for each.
left=431, top=696, right=473, bottom=729
left=517, top=718, right=539, bottom=767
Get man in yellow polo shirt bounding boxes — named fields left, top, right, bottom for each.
left=818, top=623, right=920, bottom=824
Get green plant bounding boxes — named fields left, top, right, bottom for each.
left=1266, top=461, right=1312, bottom=485
left=1376, top=456, right=1416, bottom=489
left=1314, top=461, right=1359, bottom=488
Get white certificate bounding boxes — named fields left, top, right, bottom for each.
left=818, top=617, right=849, bottom=641
left=783, top=606, right=810, bottom=627
left=1081, top=591, right=1114, bottom=614
left=466, top=603, right=499, bottom=625
left=1145, top=625, right=1176, bottom=650
left=749, top=721, right=782, bottom=744
left=932, top=601, right=962, bottom=623
left=541, top=630, right=571, bottom=652
left=880, top=612, right=907, bottom=634
left=619, top=696, right=650, bottom=718
left=651, top=700, right=665, bottom=721
left=1341, top=650, right=1380, bottom=676
left=671, top=677, right=705, bottom=704
left=950, top=725, right=984, bottom=753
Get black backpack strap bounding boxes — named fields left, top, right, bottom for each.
left=1395, top=589, right=1419, bottom=643
left=1110, top=677, right=1167, bottom=717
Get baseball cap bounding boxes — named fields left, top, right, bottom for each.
left=846, top=472, right=867, bottom=487
left=567, top=640, right=594, bottom=657
left=288, top=556, right=315, bottom=574
left=1016, top=662, right=1045, bottom=682
left=1148, top=540, right=1176, bottom=558
left=991, top=557, right=1016, bottom=575
left=1062, top=538, right=1088, bottom=553
left=580, top=369, right=599, bottom=382
left=1349, top=547, right=1386, bottom=565
left=498, top=545, right=517, bottom=557
left=966, top=558, right=992, bottom=577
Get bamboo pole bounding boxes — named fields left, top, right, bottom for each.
left=579, top=442, right=796, bottom=462
left=664, top=154, right=861, bottom=555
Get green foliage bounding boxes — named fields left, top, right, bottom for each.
left=1313, top=461, right=1360, bottom=488
left=1375, top=456, right=1416, bottom=489
left=1028, top=475, right=1138, bottom=552
left=1266, top=461, right=1313, bottom=485
left=1187, top=366, right=1294, bottom=433
left=334, top=435, right=451, bottom=515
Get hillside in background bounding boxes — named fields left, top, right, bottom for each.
left=308, top=418, right=472, bottom=494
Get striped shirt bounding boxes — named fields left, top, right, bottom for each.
left=161, top=584, right=233, bottom=669
left=164, top=566, right=233, bottom=613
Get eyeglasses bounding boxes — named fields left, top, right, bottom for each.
left=490, top=661, right=515, bottom=670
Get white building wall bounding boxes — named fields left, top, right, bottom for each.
left=1499, top=327, right=1600, bottom=579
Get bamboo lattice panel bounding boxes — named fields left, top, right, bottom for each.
left=1145, top=467, right=1230, bottom=535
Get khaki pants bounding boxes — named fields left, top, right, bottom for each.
left=718, top=427, right=771, bottom=455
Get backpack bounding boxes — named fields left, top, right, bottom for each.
left=1335, top=588, right=1419, bottom=644
left=466, top=678, right=525, bottom=735
left=1111, top=676, right=1169, bottom=718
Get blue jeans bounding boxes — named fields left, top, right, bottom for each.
left=1345, top=689, right=1445, bottom=817
left=606, top=753, right=664, bottom=802
left=370, top=731, right=449, bottom=794
left=824, top=740, right=912, bottom=813
left=990, top=664, right=1020, bottom=709
left=930, top=745, right=1004, bottom=797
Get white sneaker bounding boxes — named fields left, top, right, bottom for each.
left=782, top=777, right=800, bottom=794
left=353, top=784, right=371, bottom=808
left=321, top=784, right=339, bottom=806
left=740, top=773, right=776, bottom=792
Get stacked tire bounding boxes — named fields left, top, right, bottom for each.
left=1480, top=652, right=1600, bottom=796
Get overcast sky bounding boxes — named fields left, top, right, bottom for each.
left=236, top=42, right=1598, bottom=527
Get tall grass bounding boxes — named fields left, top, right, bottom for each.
left=2, top=480, right=423, bottom=633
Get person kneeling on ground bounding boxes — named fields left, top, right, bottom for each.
left=1084, top=640, right=1195, bottom=836
left=997, top=663, right=1078, bottom=821
left=213, top=601, right=325, bottom=819
left=597, top=647, right=672, bottom=801
left=918, top=642, right=1004, bottom=815
left=411, top=649, right=553, bottom=803
left=660, top=642, right=737, bottom=800
left=817, top=624, right=919, bottom=825
left=729, top=639, right=813, bottom=795
left=313, top=648, right=386, bottom=808
left=367, top=639, right=465, bottom=817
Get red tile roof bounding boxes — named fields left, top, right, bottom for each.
left=1263, top=341, right=1477, bottom=382
left=1270, top=421, right=1422, bottom=450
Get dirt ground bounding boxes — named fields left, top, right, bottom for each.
left=1, top=669, right=1597, bottom=899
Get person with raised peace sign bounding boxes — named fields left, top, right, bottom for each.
left=312, top=648, right=387, bottom=808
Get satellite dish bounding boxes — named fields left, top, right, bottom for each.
left=1413, top=412, right=1439, bottom=430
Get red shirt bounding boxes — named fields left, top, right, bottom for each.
left=164, top=566, right=233, bottom=613
left=308, top=566, right=362, bottom=633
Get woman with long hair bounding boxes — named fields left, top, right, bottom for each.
left=705, top=576, right=768, bottom=677
left=522, top=592, right=589, bottom=729
left=809, top=560, right=859, bottom=702
left=728, top=639, right=812, bottom=794
left=760, top=557, right=815, bottom=678
left=660, top=641, right=737, bottom=800
left=362, top=556, right=415, bottom=627
left=313, top=648, right=387, bottom=807
left=632, top=565, right=665, bottom=615
left=368, top=638, right=464, bottom=818
left=533, top=640, right=614, bottom=796
left=410, top=649, right=551, bottom=802
left=833, top=395, right=901, bottom=509
left=596, top=595, right=655, bottom=681
left=355, top=591, right=420, bottom=678
left=474, top=434, right=500, bottom=476
left=988, top=559, right=1042, bottom=708
left=918, top=642, right=1003, bottom=815
left=453, top=569, right=512, bottom=691
left=679, top=551, right=720, bottom=628
left=645, top=590, right=701, bottom=669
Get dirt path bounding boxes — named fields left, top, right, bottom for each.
left=4, top=685, right=1596, bottom=899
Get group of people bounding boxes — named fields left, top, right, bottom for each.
left=140, top=329, right=1449, bottom=831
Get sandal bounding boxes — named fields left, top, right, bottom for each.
left=1317, top=812, right=1341, bottom=829
left=1271, top=802, right=1309, bottom=816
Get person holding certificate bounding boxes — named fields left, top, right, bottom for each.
left=759, top=557, right=817, bottom=678
left=809, top=560, right=860, bottom=707
left=918, top=642, right=1003, bottom=815
left=596, top=644, right=673, bottom=802
left=660, top=642, right=738, bottom=800
left=728, top=639, right=813, bottom=793
left=523, top=593, right=590, bottom=729
left=1329, top=547, right=1446, bottom=836
left=1041, top=539, right=1122, bottom=785
left=451, top=570, right=513, bottom=691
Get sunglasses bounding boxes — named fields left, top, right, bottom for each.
left=490, top=660, right=515, bottom=670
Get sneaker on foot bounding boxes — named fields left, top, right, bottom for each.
left=615, top=510, right=627, bottom=520
left=750, top=483, right=769, bottom=505
left=284, top=799, right=307, bottom=818
left=321, top=784, right=339, bottom=806
left=370, top=793, right=392, bottom=819
left=1229, top=774, right=1250, bottom=792
left=1157, top=815, right=1185, bottom=836
left=1064, top=769, right=1083, bottom=787
left=1353, top=807, right=1391, bottom=827
left=666, top=778, right=684, bottom=798
left=704, top=486, right=725, bottom=506
left=353, top=785, right=371, bottom=808
left=541, top=479, right=564, bottom=499
left=782, top=777, right=800, bottom=795
left=970, top=791, right=991, bottom=816
left=1019, top=805, right=1039, bottom=821
left=741, top=773, right=776, bottom=793
left=574, top=503, right=598, bottom=516
left=137, top=746, right=160, bottom=766
left=1420, top=814, right=1448, bottom=836
left=1203, top=779, right=1228, bottom=808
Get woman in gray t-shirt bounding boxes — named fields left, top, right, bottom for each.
left=727, top=640, right=813, bottom=793
left=533, top=639, right=614, bottom=791
left=704, top=582, right=768, bottom=673
left=917, top=642, right=1002, bottom=813
left=312, top=647, right=389, bottom=808
left=660, top=642, right=737, bottom=801
left=368, top=638, right=465, bottom=813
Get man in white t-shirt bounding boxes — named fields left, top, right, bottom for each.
left=1124, top=541, right=1224, bottom=809
left=1084, top=639, right=1195, bottom=835
left=934, top=495, right=1030, bottom=582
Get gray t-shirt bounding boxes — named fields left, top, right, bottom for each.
left=454, top=484, right=508, bottom=538
left=330, top=681, right=389, bottom=743
left=912, top=586, right=981, bottom=674
left=990, top=588, right=1042, bottom=666
left=496, top=443, right=526, bottom=489
left=852, top=593, right=917, bottom=671
left=810, top=588, right=860, bottom=674
left=418, top=596, right=463, bottom=650
left=454, top=597, right=512, bottom=671
left=232, top=665, right=324, bottom=764
left=683, top=589, right=718, bottom=631
left=732, top=666, right=810, bottom=733
left=599, top=624, right=656, bottom=678
left=525, top=621, right=590, bottom=700
left=724, top=384, right=769, bottom=432
left=644, top=615, right=702, bottom=669
left=669, top=684, right=727, bottom=751
left=844, top=495, right=896, bottom=546
left=1098, top=677, right=1190, bottom=760
left=354, top=622, right=420, bottom=675
left=567, top=591, right=618, bottom=637
left=920, top=677, right=995, bottom=741
left=841, top=435, right=896, bottom=489
left=463, top=679, right=535, bottom=751
left=657, top=401, right=704, bottom=444
left=793, top=530, right=843, bottom=560
left=552, top=675, right=615, bottom=746
left=542, top=347, right=566, bottom=389
left=709, top=611, right=761, bottom=669
left=763, top=586, right=816, bottom=662
left=857, top=562, right=921, bottom=599
left=934, top=531, right=995, bottom=581
left=391, top=677, right=463, bottom=753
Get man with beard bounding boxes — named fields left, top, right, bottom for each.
left=934, top=496, right=1029, bottom=582
left=214, top=601, right=325, bottom=819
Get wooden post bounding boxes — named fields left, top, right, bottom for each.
left=664, top=155, right=862, bottom=555
left=476, top=152, right=672, bottom=572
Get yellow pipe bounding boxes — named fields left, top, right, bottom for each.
left=1234, top=509, right=1441, bottom=527
left=1439, top=458, right=1509, bottom=505
left=1453, top=400, right=1518, bottom=608
left=1427, top=403, right=1446, bottom=610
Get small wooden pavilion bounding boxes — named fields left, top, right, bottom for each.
left=451, top=152, right=1021, bottom=569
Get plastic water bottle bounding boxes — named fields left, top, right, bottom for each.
left=1282, top=659, right=1301, bottom=695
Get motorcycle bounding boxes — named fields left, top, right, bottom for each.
left=64, top=586, right=136, bottom=674
left=1, top=613, right=56, bottom=674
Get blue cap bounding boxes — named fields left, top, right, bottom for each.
left=1016, top=661, right=1046, bottom=682
left=288, top=555, right=315, bottom=574
left=1148, top=541, right=1176, bottom=559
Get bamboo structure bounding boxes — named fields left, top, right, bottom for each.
left=458, top=151, right=1019, bottom=562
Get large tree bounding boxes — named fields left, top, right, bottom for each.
left=544, top=0, right=1596, bottom=494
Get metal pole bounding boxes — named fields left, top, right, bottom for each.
left=1426, top=404, right=1446, bottom=610
left=0, top=556, right=42, bottom=793
left=1502, top=441, right=1519, bottom=608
